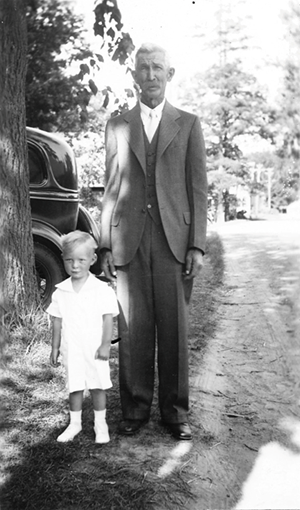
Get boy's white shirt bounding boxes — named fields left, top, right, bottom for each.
left=47, top=272, right=119, bottom=392
left=48, top=273, right=119, bottom=318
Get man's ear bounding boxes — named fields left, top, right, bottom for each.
left=131, top=69, right=137, bottom=83
left=167, top=67, right=175, bottom=82
left=92, top=253, right=98, bottom=266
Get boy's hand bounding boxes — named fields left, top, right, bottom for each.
left=50, top=348, right=60, bottom=366
left=95, top=345, right=110, bottom=361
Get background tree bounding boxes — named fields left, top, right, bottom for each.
left=272, top=0, right=300, bottom=208
left=179, top=59, right=275, bottom=219
left=26, top=0, right=95, bottom=130
left=0, top=0, right=38, bottom=335
left=177, top=0, right=277, bottom=219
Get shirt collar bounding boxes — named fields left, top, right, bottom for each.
left=139, top=98, right=166, bottom=122
left=56, top=272, right=97, bottom=292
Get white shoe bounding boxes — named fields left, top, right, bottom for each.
left=94, top=422, right=110, bottom=444
left=57, top=423, right=82, bottom=442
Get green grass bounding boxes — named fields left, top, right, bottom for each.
left=0, top=230, right=224, bottom=510
left=189, top=230, right=225, bottom=352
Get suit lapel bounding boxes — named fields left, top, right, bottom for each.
left=157, top=101, right=180, bottom=161
left=123, top=104, right=146, bottom=173
left=122, top=101, right=181, bottom=172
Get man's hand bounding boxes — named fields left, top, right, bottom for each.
left=184, top=248, right=204, bottom=280
left=95, top=344, right=110, bottom=361
left=100, top=248, right=117, bottom=282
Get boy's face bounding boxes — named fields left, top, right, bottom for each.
left=63, top=244, right=97, bottom=280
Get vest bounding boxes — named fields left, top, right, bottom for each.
left=143, top=127, right=162, bottom=225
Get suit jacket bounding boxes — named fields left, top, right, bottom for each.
left=100, top=100, right=207, bottom=266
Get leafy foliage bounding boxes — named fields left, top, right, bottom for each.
left=178, top=59, right=275, bottom=215
left=25, top=0, right=135, bottom=131
left=271, top=166, right=299, bottom=207
left=93, top=0, right=135, bottom=115
left=94, top=0, right=134, bottom=65
left=271, top=0, right=300, bottom=206
left=197, top=62, right=274, bottom=159
left=26, top=0, right=94, bottom=129
left=280, top=11, right=300, bottom=160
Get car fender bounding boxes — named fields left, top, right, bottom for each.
left=77, top=205, right=100, bottom=244
left=32, top=220, right=62, bottom=252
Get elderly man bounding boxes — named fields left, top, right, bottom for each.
left=100, top=43, right=207, bottom=440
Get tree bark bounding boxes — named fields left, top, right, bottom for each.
left=0, top=0, right=38, bottom=339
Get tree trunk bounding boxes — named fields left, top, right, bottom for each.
left=0, top=0, right=38, bottom=337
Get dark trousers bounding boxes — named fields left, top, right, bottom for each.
left=116, top=215, right=193, bottom=423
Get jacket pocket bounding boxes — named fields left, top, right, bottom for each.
left=183, top=212, right=191, bottom=225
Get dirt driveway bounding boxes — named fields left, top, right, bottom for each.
left=188, top=213, right=300, bottom=509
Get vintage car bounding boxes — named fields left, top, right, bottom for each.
left=28, top=127, right=101, bottom=306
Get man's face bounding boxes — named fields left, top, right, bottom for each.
left=133, top=51, right=175, bottom=107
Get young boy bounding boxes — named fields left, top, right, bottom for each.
left=47, top=231, right=119, bottom=444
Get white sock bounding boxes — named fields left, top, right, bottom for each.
left=70, top=410, right=82, bottom=425
left=57, top=410, right=82, bottom=442
left=94, top=409, right=106, bottom=424
left=94, top=409, right=110, bottom=444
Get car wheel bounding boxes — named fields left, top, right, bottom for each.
left=34, top=243, right=66, bottom=307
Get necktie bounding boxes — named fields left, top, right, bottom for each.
left=146, top=111, right=157, bottom=142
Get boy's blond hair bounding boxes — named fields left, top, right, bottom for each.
left=61, top=230, right=98, bottom=257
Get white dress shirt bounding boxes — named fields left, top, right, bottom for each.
left=140, top=99, right=165, bottom=142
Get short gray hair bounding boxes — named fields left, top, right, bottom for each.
left=135, top=43, right=171, bottom=68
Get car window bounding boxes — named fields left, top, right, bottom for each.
left=29, top=145, right=47, bottom=184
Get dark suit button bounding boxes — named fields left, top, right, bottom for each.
left=142, top=209, right=146, bottom=213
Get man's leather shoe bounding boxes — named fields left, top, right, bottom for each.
left=163, top=422, right=192, bottom=440
left=117, top=419, right=148, bottom=436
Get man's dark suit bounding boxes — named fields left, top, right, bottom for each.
left=101, top=100, right=207, bottom=424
